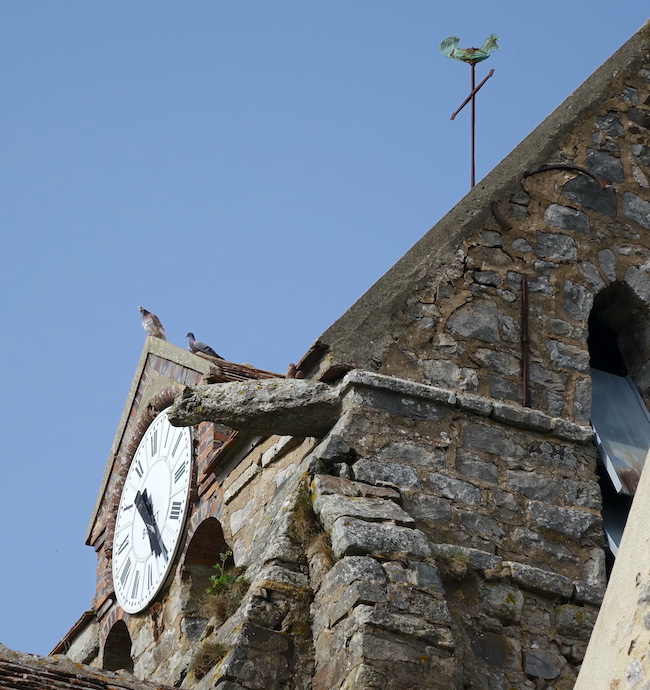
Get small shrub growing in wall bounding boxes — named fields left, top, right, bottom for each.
left=291, top=482, right=322, bottom=548
left=200, top=551, right=248, bottom=623
left=434, top=548, right=470, bottom=580
left=190, top=641, right=229, bottom=680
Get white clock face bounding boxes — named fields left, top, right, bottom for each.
left=112, top=410, right=192, bottom=614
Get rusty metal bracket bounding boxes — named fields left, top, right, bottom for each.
left=521, top=276, right=530, bottom=408
left=524, top=164, right=609, bottom=190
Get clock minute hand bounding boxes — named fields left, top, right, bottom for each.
left=134, top=490, right=167, bottom=560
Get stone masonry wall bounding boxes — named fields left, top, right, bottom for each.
left=377, top=66, right=650, bottom=422
left=304, top=374, right=603, bottom=689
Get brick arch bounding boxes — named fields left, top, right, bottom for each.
left=181, top=517, right=231, bottom=616
left=102, top=619, right=133, bottom=673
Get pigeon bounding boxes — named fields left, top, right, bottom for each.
left=186, top=332, right=223, bottom=360
left=139, top=306, right=167, bottom=340
left=285, top=363, right=305, bottom=379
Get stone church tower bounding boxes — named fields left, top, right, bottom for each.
left=48, top=19, right=650, bottom=690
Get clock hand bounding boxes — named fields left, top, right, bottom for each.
left=134, top=490, right=169, bottom=562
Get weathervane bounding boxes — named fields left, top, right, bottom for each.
left=440, top=33, right=499, bottom=188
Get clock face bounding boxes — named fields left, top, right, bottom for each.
left=112, top=410, right=192, bottom=614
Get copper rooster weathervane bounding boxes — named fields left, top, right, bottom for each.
left=440, top=34, right=499, bottom=188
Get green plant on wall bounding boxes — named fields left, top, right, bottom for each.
left=201, top=551, right=248, bottom=624
left=205, top=551, right=244, bottom=595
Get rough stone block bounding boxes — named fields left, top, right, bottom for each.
left=535, top=231, right=577, bottom=260
left=507, top=469, right=561, bottom=503
left=562, top=175, right=617, bottom=217
left=377, top=441, right=445, bottom=469
left=555, top=604, right=597, bottom=640
left=430, top=543, right=503, bottom=570
left=622, top=191, right=650, bottom=229
left=504, top=561, right=574, bottom=598
left=423, top=359, right=478, bottom=392
left=459, top=511, right=504, bottom=540
left=547, top=340, right=589, bottom=372
left=478, top=582, right=524, bottom=623
left=456, top=393, right=493, bottom=416
left=511, top=527, right=577, bottom=565
left=543, top=203, right=591, bottom=234
left=400, top=492, right=452, bottom=523
left=529, top=363, right=568, bottom=392
left=563, top=280, right=594, bottom=320
left=347, top=604, right=454, bottom=648
left=586, top=147, right=624, bottom=182
left=523, top=648, right=563, bottom=679
left=512, top=238, right=533, bottom=252
left=470, top=631, right=520, bottom=670
left=445, top=300, right=501, bottom=343
left=352, top=458, right=420, bottom=489
left=381, top=560, right=445, bottom=595
left=597, top=111, right=624, bottom=136
left=573, top=581, right=605, bottom=606
left=562, top=479, right=601, bottom=509
left=456, top=450, right=497, bottom=483
left=313, top=494, right=415, bottom=531
left=462, top=422, right=518, bottom=457
left=330, top=517, right=431, bottom=560
left=551, top=419, right=594, bottom=443
left=528, top=500, right=600, bottom=538
left=474, top=348, right=520, bottom=376
left=428, top=472, right=481, bottom=504
left=312, top=473, right=358, bottom=498
left=491, top=402, right=552, bottom=433
left=597, top=248, right=616, bottom=282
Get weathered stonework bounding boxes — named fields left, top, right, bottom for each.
left=48, top=18, right=650, bottom=690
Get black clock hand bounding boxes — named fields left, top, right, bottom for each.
left=134, top=490, right=168, bottom=561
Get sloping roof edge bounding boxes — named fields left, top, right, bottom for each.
left=316, top=19, right=650, bottom=370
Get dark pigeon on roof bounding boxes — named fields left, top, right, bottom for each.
left=186, top=332, right=223, bottom=359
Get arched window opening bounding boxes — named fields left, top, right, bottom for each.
left=103, top=620, right=133, bottom=673
left=182, top=518, right=232, bottom=638
left=588, top=282, right=650, bottom=568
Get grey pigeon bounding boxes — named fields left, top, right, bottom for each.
left=186, top=332, right=223, bottom=359
left=285, top=363, right=305, bottom=379
left=139, top=306, right=167, bottom=340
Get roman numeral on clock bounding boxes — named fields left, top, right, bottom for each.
left=147, top=562, right=153, bottom=589
left=174, top=461, right=187, bottom=484
left=169, top=501, right=182, bottom=520
left=150, top=430, right=158, bottom=457
left=171, top=431, right=184, bottom=457
left=131, top=570, right=141, bottom=599
left=134, top=458, right=144, bottom=479
left=117, top=535, right=130, bottom=555
left=120, top=557, right=132, bottom=587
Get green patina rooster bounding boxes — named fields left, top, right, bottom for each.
left=440, top=34, right=499, bottom=64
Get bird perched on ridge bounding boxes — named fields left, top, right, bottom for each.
left=440, top=34, right=499, bottom=64
left=186, top=332, right=223, bottom=360
left=139, top=306, right=167, bottom=340
left=285, top=363, right=305, bottom=379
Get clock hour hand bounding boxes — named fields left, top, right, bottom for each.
left=134, top=490, right=168, bottom=561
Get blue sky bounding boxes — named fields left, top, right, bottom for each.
left=0, top=2, right=647, bottom=656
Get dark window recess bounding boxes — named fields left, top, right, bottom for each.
left=589, top=304, right=650, bottom=562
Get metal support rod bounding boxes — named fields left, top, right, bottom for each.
left=450, top=69, right=494, bottom=120
left=449, top=68, right=494, bottom=189
left=470, top=63, right=476, bottom=188
left=521, top=276, right=530, bottom=407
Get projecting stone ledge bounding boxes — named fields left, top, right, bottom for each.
left=166, top=378, right=342, bottom=436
